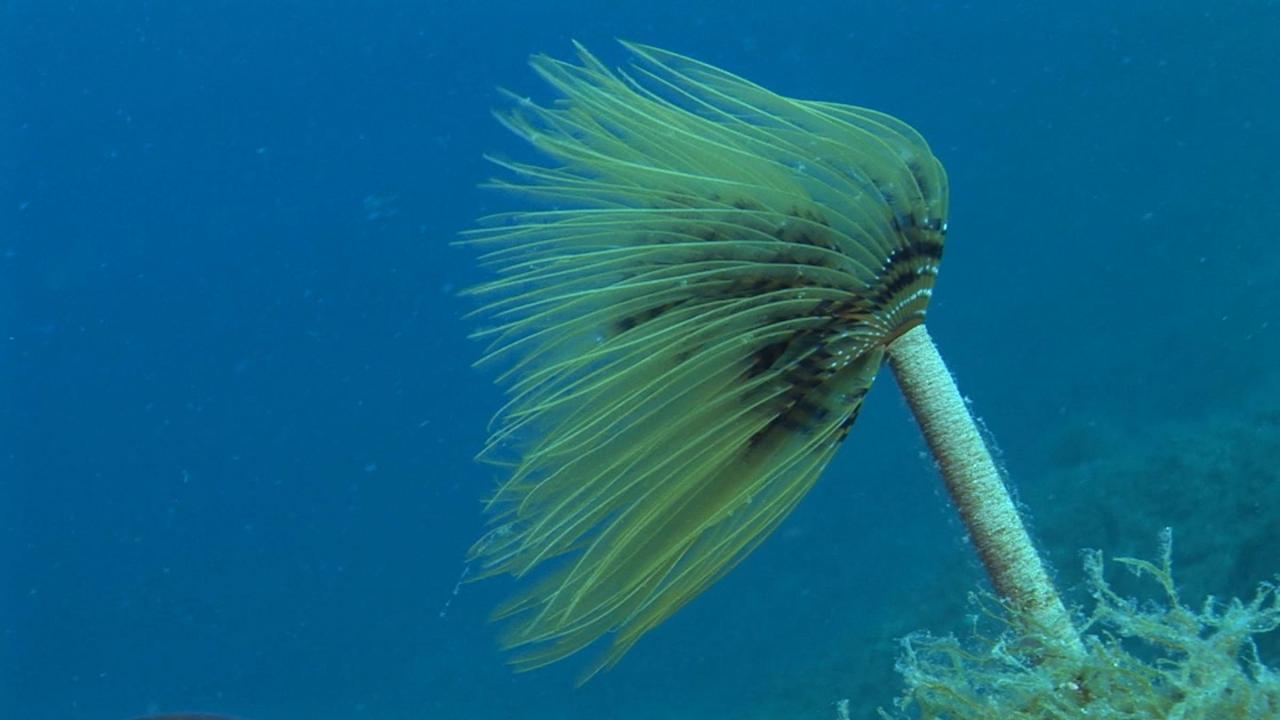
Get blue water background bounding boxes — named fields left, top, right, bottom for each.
left=4, top=2, right=1278, bottom=719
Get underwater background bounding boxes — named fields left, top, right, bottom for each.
left=4, top=1, right=1278, bottom=719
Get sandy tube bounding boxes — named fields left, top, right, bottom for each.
left=887, top=323, right=1083, bottom=656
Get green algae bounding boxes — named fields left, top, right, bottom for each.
left=883, top=530, right=1279, bottom=719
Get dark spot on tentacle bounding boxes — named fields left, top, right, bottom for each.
left=748, top=340, right=789, bottom=379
